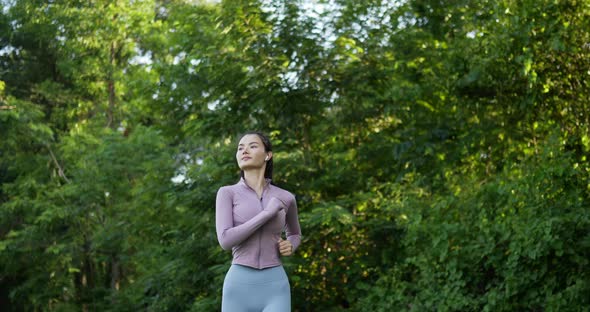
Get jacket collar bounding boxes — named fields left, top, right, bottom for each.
left=239, top=177, right=272, bottom=190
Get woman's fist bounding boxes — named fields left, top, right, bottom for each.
left=278, top=238, right=293, bottom=256
left=265, top=197, right=286, bottom=214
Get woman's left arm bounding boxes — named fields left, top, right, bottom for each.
left=285, top=196, right=302, bottom=251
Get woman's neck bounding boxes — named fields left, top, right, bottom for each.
left=243, top=169, right=267, bottom=198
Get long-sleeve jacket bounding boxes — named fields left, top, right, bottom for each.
left=215, top=178, right=302, bottom=269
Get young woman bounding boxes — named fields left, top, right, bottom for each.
left=216, top=131, right=302, bottom=312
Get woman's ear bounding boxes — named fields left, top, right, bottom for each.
left=265, top=152, right=273, bottom=161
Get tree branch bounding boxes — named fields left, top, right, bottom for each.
left=46, top=143, right=70, bottom=183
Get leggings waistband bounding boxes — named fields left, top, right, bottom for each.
left=225, top=264, right=287, bottom=285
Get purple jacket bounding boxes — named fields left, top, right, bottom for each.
left=215, top=178, right=302, bottom=269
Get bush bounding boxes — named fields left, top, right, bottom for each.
left=355, top=137, right=590, bottom=311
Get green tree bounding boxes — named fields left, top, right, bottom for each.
left=1, top=0, right=589, bottom=310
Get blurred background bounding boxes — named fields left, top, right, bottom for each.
left=1, top=0, right=589, bottom=311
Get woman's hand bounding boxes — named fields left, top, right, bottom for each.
left=266, top=197, right=285, bottom=214
left=278, top=238, right=293, bottom=256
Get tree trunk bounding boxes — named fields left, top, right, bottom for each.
left=110, top=253, right=121, bottom=291
left=75, top=239, right=94, bottom=311
left=107, top=41, right=116, bottom=130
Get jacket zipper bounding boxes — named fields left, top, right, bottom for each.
left=258, top=195, right=263, bottom=268
left=257, top=187, right=268, bottom=268
left=243, top=179, right=269, bottom=269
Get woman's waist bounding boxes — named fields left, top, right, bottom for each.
left=225, top=263, right=287, bottom=284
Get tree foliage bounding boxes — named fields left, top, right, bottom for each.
left=1, top=0, right=589, bottom=311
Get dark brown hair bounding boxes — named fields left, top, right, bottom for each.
left=238, top=131, right=273, bottom=180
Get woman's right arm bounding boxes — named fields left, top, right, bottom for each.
left=215, top=187, right=284, bottom=250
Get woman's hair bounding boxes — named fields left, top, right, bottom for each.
left=239, top=131, right=273, bottom=180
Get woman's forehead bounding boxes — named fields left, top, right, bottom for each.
left=238, top=134, right=262, bottom=145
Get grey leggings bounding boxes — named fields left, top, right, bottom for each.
left=222, top=264, right=291, bottom=312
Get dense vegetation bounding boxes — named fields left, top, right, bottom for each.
left=1, top=0, right=589, bottom=311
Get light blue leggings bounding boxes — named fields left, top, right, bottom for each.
left=222, top=264, right=291, bottom=312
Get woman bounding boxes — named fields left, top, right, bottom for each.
left=216, top=131, right=302, bottom=312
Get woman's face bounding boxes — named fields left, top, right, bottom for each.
left=236, top=134, right=270, bottom=171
